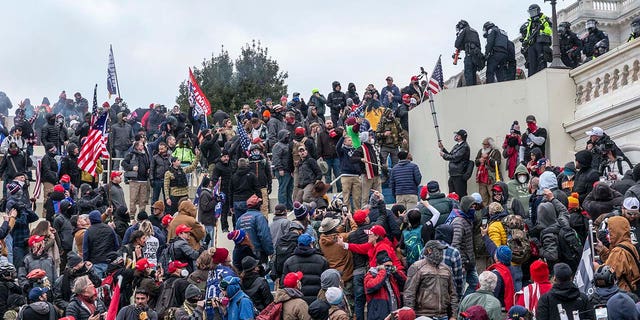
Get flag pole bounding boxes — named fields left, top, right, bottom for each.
left=589, top=219, right=596, bottom=267
left=111, top=45, right=122, bottom=98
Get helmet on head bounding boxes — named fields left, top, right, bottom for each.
left=520, top=23, right=529, bottom=37
left=632, top=18, right=640, bottom=33
left=483, top=21, right=495, bottom=32
left=528, top=4, right=541, bottom=18
left=456, top=20, right=469, bottom=32
left=559, top=22, right=571, bottom=34
left=586, top=19, right=598, bottom=31
left=593, top=265, right=616, bottom=288
left=0, top=261, right=16, bottom=279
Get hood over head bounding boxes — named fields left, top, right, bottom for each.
left=277, top=129, right=290, bottom=143
left=435, top=224, right=454, bottom=244
left=530, top=147, right=543, bottom=161
left=539, top=171, right=558, bottom=190
left=608, top=216, right=632, bottom=247
left=575, top=150, right=593, bottom=168
left=178, top=200, right=197, bottom=217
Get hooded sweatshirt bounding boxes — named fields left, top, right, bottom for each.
left=601, top=216, right=640, bottom=292
left=574, top=150, right=600, bottom=203
left=507, top=164, right=531, bottom=210
left=582, top=183, right=624, bottom=220
left=606, top=292, right=640, bottom=320
left=167, top=201, right=205, bottom=250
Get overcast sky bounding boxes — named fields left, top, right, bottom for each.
left=1, top=0, right=573, bottom=111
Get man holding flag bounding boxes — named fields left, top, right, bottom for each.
left=188, top=67, right=212, bottom=127
left=77, top=85, right=110, bottom=179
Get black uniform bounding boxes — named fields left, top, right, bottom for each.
left=524, top=14, right=552, bottom=77
left=583, top=28, right=608, bottom=60
left=454, top=25, right=482, bottom=86
left=560, top=30, right=583, bottom=68
left=484, top=26, right=509, bottom=83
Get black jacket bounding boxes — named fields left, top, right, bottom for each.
left=198, top=188, right=216, bottom=226
left=347, top=224, right=372, bottom=271
left=282, top=245, right=329, bottom=305
left=326, top=84, right=347, bottom=115
left=248, top=154, right=272, bottom=189
left=44, top=190, right=65, bottom=223
left=536, top=281, right=594, bottom=320
left=297, top=157, right=322, bottom=188
left=53, top=268, right=102, bottom=311
left=241, top=271, right=274, bottom=311
left=212, top=161, right=233, bottom=192
left=20, top=301, right=57, bottom=320
left=574, top=150, right=600, bottom=203
left=336, top=137, right=361, bottom=175
left=485, top=26, right=508, bottom=55
left=121, top=150, right=151, bottom=181
left=271, top=130, right=294, bottom=173
left=316, top=129, right=340, bottom=159
left=0, top=151, right=32, bottom=181
left=41, top=121, right=67, bottom=150
left=200, top=134, right=221, bottom=166
left=442, top=141, right=471, bottom=177
left=229, top=166, right=261, bottom=203
left=60, top=146, right=80, bottom=187
left=582, top=183, right=623, bottom=221
left=40, top=152, right=59, bottom=184
left=352, top=142, right=380, bottom=177
left=65, top=295, right=107, bottom=320
left=53, top=212, right=74, bottom=252
left=455, top=26, right=481, bottom=54
left=84, top=222, right=119, bottom=264
left=151, top=153, right=171, bottom=181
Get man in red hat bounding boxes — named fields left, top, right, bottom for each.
left=272, top=271, right=310, bottom=318
left=108, top=171, right=126, bottom=210
left=20, top=235, right=57, bottom=285
left=168, top=224, right=206, bottom=272
left=338, top=224, right=403, bottom=272
left=155, top=260, right=190, bottom=315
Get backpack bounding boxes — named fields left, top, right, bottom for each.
left=557, top=225, right=583, bottom=265
left=402, top=225, right=424, bottom=268
left=292, top=137, right=308, bottom=167
left=256, top=301, right=283, bottom=320
left=155, top=279, right=179, bottom=318
left=273, top=234, right=298, bottom=278
left=158, top=240, right=176, bottom=272
left=502, top=214, right=531, bottom=264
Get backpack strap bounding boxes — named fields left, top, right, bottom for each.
left=615, top=243, right=640, bottom=289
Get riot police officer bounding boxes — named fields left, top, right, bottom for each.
left=523, top=4, right=552, bottom=77
left=582, top=19, right=609, bottom=60
left=454, top=19, right=482, bottom=86
left=627, top=18, right=640, bottom=42
left=559, top=22, right=583, bottom=68
left=483, top=21, right=509, bottom=83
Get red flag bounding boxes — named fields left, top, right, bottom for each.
left=106, top=275, right=123, bottom=320
left=188, top=68, right=212, bottom=116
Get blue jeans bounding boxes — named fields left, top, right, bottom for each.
left=277, top=173, right=293, bottom=210
left=510, top=265, right=523, bottom=292
left=12, top=245, right=27, bottom=270
left=233, top=201, right=248, bottom=223
left=205, top=225, right=216, bottom=249
left=463, top=264, right=479, bottom=298
left=151, top=179, right=164, bottom=203
left=324, top=158, right=341, bottom=192
left=5, top=234, right=12, bottom=264
left=93, top=263, right=108, bottom=278
left=353, top=272, right=365, bottom=320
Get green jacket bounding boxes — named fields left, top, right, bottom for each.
left=506, top=164, right=531, bottom=211
left=458, top=290, right=502, bottom=320
left=525, top=14, right=552, bottom=42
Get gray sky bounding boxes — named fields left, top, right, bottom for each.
left=1, top=0, right=573, bottom=111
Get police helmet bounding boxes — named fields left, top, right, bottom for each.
left=519, top=23, right=529, bottom=37
left=483, top=21, right=495, bottom=32
left=528, top=4, right=541, bottom=18
left=632, top=18, right=640, bottom=33
left=586, top=19, right=598, bottom=31
left=593, top=265, right=616, bottom=288
left=456, top=20, right=469, bottom=31
left=0, top=260, right=16, bottom=279
left=559, top=22, right=571, bottom=34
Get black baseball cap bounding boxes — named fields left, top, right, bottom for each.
left=454, top=129, right=467, bottom=138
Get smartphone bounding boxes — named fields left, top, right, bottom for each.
left=482, top=218, right=488, bottom=227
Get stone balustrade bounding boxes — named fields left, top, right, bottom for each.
left=571, top=39, right=640, bottom=107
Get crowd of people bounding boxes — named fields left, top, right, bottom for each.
left=0, top=6, right=638, bottom=320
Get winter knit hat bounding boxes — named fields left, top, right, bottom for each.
left=211, top=248, right=229, bottom=264
left=554, top=262, right=573, bottom=282
left=6, top=182, right=20, bottom=195
left=293, top=201, right=308, bottom=219
left=325, top=287, right=343, bottom=305
left=496, top=245, right=512, bottom=265
left=508, top=306, right=531, bottom=320
left=460, top=196, right=475, bottom=213
left=297, top=233, right=314, bottom=246
left=227, top=229, right=246, bottom=244
left=471, top=192, right=483, bottom=204
left=530, top=260, right=550, bottom=283
left=568, top=192, right=580, bottom=210
left=607, top=292, right=640, bottom=320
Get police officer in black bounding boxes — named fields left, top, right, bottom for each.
left=483, top=21, right=509, bottom=83
left=629, top=18, right=640, bottom=42
left=558, top=22, right=583, bottom=68
left=501, top=38, right=517, bottom=81
left=454, top=20, right=482, bottom=86
left=582, top=19, right=609, bottom=60
left=524, top=4, right=553, bottom=77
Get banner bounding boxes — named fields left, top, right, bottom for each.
left=188, top=68, right=212, bottom=116
left=107, top=45, right=119, bottom=98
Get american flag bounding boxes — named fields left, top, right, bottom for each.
left=107, top=45, right=118, bottom=99
left=235, top=116, right=251, bottom=154
left=77, top=85, right=110, bottom=177
left=427, top=55, right=444, bottom=95
left=33, top=158, right=42, bottom=200
left=213, top=178, right=224, bottom=219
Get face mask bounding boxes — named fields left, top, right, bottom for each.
left=180, top=269, right=189, bottom=277
left=220, top=297, right=230, bottom=306
left=9, top=149, right=18, bottom=156
left=62, top=183, right=70, bottom=190
left=517, top=175, right=528, bottom=184
left=527, top=122, right=537, bottom=132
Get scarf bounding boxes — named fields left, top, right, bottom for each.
left=476, top=163, right=489, bottom=184
left=488, top=263, right=515, bottom=310
left=182, top=300, right=197, bottom=316
left=78, top=295, right=97, bottom=315
left=384, top=275, right=398, bottom=312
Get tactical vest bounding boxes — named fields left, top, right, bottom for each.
left=169, top=167, right=188, bottom=188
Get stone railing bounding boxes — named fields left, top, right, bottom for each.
left=571, top=39, right=640, bottom=106
left=592, top=0, right=619, bottom=11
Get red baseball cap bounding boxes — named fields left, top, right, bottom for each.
left=54, top=184, right=65, bottom=193
left=60, top=174, right=71, bottom=183
left=283, top=271, right=303, bottom=288
left=135, top=258, right=155, bottom=271
left=28, top=235, right=45, bottom=247
left=161, top=214, right=173, bottom=226
left=168, top=261, right=189, bottom=274
left=175, top=224, right=192, bottom=235
left=353, top=209, right=370, bottom=224
left=110, top=171, right=122, bottom=180
left=365, top=225, right=386, bottom=237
